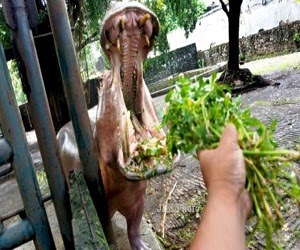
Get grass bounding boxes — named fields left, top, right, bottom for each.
left=36, top=169, right=49, bottom=196
left=241, top=52, right=300, bottom=75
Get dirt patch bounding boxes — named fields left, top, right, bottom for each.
left=145, top=69, right=300, bottom=249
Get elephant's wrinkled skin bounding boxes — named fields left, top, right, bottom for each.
left=57, top=2, right=166, bottom=249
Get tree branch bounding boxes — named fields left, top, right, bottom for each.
left=76, top=31, right=99, bottom=52
left=219, top=0, right=229, bottom=17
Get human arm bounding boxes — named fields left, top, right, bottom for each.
left=190, top=124, right=252, bottom=250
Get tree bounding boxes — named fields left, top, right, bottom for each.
left=219, top=0, right=243, bottom=71
left=141, top=0, right=206, bottom=53
left=218, top=0, right=272, bottom=90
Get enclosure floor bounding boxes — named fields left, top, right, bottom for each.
left=0, top=134, right=162, bottom=250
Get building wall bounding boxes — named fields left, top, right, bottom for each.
left=167, top=0, right=300, bottom=52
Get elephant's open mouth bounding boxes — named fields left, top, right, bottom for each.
left=97, top=2, right=173, bottom=180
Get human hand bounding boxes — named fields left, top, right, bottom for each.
left=191, top=124, right=252, bottom=250
left=198, top=124, right=252, bottom=218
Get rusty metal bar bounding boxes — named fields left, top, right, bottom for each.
left=6, top=0, right=75, bottom=248
left=46, top=0, right=113, bottom=243
left=0, top=138, right=12, bottom=165
left=0, top=42, right=55, bottom=249
left=0, top=219, right=35, bottom=250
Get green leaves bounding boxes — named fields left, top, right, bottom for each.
left=162, top=75, right=232, bottom=154
left=0, top=10, right=12, bottom=49
left=142, top=0, right=206, bottom=53
left=162, top=75, right=300, bottom=249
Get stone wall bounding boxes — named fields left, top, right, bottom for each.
left=144, top=44, right=198, bottom=85
left=198, top=20, right=300, bottom=66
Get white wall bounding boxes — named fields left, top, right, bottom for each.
left=167, top=0, right=300, bottom=52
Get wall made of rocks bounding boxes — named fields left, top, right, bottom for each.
left=198, top=20, right=300, bottom=66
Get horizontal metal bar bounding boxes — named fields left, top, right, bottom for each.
left=32, top=27, right=75, bottom=39
left=0, top=219, right=34, bottom=250
left=0, top=165, right=13, bottom=178
left=0, top=138, right=13, bottom=165
left=1, top=193, right=52, bottom=222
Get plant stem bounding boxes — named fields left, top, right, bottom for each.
left=243, top=150, right=299, bottom=157
left=233, top=115, right=253, bottom=143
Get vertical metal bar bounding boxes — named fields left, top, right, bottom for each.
left=0, top=42, right=55, bottom=249
left=46, top=0, right=113, bottom=242
left=8, top=0, right=74, bottom=248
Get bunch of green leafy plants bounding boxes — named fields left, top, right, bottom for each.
left=161, top=74, right=300, bottom=249
left=121, top=112, right=173, bottom=179
left=127, top=136, right=171, bottom=175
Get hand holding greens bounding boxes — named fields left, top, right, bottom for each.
left=161, top=74, right=300, bottom=248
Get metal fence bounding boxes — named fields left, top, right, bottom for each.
left=0, top=0, right=109, bottom=249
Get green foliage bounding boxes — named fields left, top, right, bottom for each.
left=142, top=0, right=206, bottom=53
left=0, top=10, right=11, bottom=49
left=36, top=169, right=49, bottom=196
left=142, top=0, right=173, bottom=53
left=79, top=43, right=101, bottom=82
left=164, top=0, right=206, bottom=38
left=71, top=1, right=111, bottom=79
left=162, top=75, right=300, bottom=249
left=293, top=32, right=300, bottom=43
left=239, top=53, right=245, bottom=61
left=197, top=58, right=205, bottom=68
left=73, top=0, right=109, bottom=50
left=143, top=52, right=168, bottom=74
left=83, top=0, right=109, bottom=31
left=8, top=60, right=27, bottom=105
